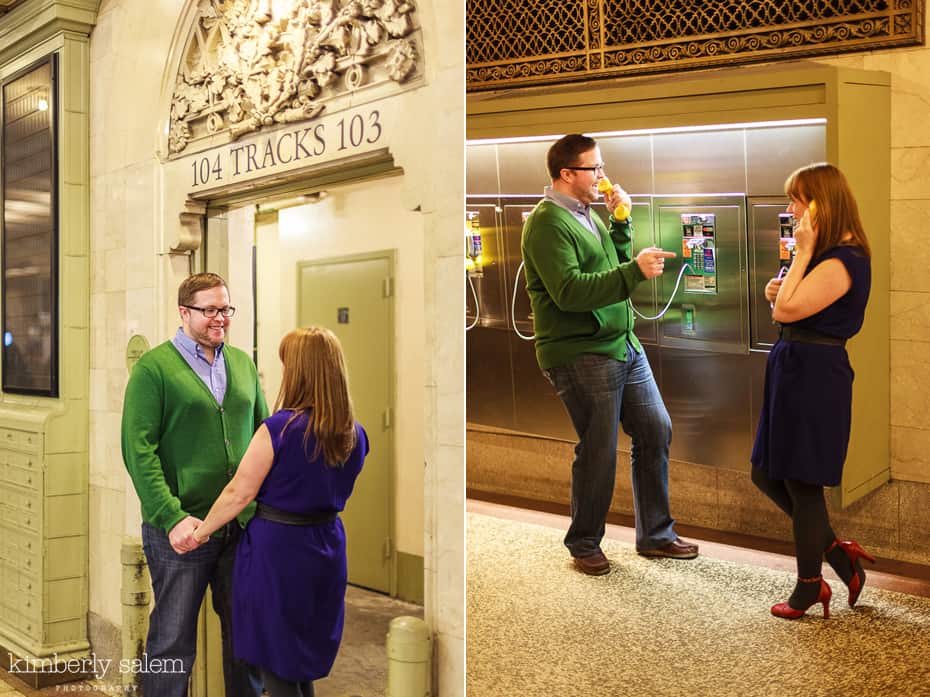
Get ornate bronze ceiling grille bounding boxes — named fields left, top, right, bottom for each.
left=466, top=0, right=925, bottom=90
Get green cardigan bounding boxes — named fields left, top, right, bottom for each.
left=521, top=200, right=647, bottom=370
left=121, top=341, right=269, bottom=533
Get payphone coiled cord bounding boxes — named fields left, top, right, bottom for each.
left=628, top=262, right=695, bottom=321
left=767, top=264, right=789, bottom=310
left=512, top=260, right=697, bottom=340
left=466, top=272, right=480, bottom=331
left=512, top=261, right=534, bottom=340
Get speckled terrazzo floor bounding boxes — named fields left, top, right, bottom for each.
left=0, top=585, right=421, bottom=697
left=467, top=513, right=930, bottom=697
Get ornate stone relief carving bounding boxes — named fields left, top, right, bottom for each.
left=169, top=0, right=421, bottom=156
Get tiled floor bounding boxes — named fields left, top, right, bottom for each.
left=0, top=585, right=423, bottom=697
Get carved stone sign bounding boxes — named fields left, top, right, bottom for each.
left=169, top=0, right=421, bottom=157
left=185, top=103, right=387, bottom=190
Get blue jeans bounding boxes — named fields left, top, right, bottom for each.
left=544, top=348, right=677, bottom=556
left=141, top=522, right=262, bottom=697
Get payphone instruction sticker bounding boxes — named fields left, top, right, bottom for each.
left=681, top=213, right=718, bottom=294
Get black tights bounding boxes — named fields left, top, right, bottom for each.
left=751, top=467, right=838, bottom=578
left=260, top=669, right=314, bottom=697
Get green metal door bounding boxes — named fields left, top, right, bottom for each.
left=298, top=252, right=394, bottom=594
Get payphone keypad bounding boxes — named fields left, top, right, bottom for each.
left=681, top=214, right=717, bottom=293
left=777, top=213, right=796, bottom=273
left=466, top=211, right=483, bottom=277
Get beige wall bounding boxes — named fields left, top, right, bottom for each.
left=806, top=14, right=930, bottom=485
left=88, top=0, right=463, bottom=692
left=89, top=0, right=183, bottom=631
left=257, top=179, right=426, bottom=557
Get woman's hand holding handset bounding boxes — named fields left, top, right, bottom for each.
left=793, top=200, right=818, bottom=255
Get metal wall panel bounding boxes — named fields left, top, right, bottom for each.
left=466, top=143, right=499, bottom=195
left=500, top=201, right=538, bottom=336
left=498, top=141, right=551, bottom=195
left=656, top=197, right=747, bottom=354
left=466, top=326, right=516, bottom=430
left=597, top=134, right=653, bottom=194
left=660, top=348, right=766, bottom=470
left=465, top=202, right=508, bottom=327
left=746, top=125, right=826, bottom=196
left=510, top=331, right=574, bottom=440
left=748, top=198, right=790, bottom=350
left=653, top=130, right=745, bottom=194
left=466, top=126, right=822, bottom=476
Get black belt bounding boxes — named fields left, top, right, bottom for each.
left=779, top=325, right=846, bottom=347
left=255, top=502, right=338, bottom=526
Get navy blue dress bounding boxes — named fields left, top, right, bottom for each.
left=751, top=245, right=870, bottom=486
left=233, top=409, right=368, bottom=681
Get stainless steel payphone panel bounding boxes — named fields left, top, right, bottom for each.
left=656, top=197, right=748, bottom=354
left=748, top=198, right=791, bottom=350
left=465, top=203, right=507, bottom=330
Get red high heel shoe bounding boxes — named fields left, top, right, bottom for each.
left=828, top=538, right=876, bottom=607
left=771, top=576, right=831, bottom=620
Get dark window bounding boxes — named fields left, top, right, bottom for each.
left=2, top=56, right=58, bottom=396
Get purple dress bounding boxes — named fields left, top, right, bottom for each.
left=751, top=245, right=871, bottom=486
left=233, top=409, right=368, bottom=681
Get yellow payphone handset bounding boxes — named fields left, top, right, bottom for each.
left=775, top=200, right=815, bottom=279
left=597, top=178, right=631, bottom=220
left=465, top=211, right=483, bottom=275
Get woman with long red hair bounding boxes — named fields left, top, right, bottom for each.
left=753, top=163, right=875, bottom=620
left=191, top=327, right=368, bottom=696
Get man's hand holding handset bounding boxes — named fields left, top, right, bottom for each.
left=599, top=175, right=675, bottom=280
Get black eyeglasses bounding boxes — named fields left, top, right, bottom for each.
left=184, top=305, right=236, bottom=318
left=565, top=163, right=606, bottom=172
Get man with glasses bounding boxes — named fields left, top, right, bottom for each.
left=122, top=272, right=268, bottom=697
left=522, top=133, right=698, bottom=576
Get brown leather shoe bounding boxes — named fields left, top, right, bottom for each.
left=638, top=537, right=699, bottom=559
left=572, top=550, right=611, bottom=575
